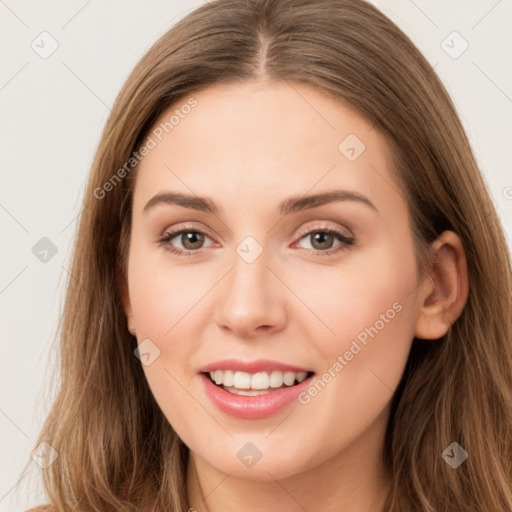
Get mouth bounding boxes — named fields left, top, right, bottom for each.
left=202, top=369, right=316, bottom=396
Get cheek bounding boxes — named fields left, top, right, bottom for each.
left=295, top=244, right=418, bottom=397
left=126, top=247, right=206, bottom=413
left=127, top=245, right=207, bottom=338
left=294, top=247, right=417, bottom=345
left=127, top=251, right=204, bottom=432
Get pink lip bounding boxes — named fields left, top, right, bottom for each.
left=200, top=372, right=314, bottom=420
left=199, top=358, right=311, bottom=374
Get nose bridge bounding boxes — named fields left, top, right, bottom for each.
left=214, top=234, right=285, bottom=335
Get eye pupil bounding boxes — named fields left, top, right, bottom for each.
left=311, top=231, right=333, bottom=250
left=182, top=231, right=204, bottom=250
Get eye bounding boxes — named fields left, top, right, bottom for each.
left=294, top=226, right=355, bottom=256
left=157, top=224, right=355, bottom=258
left=157, top=228, right=214, bottom=257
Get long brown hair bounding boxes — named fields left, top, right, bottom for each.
left=21, top=0, right=512, bottom=510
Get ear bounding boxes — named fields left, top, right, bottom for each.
left=414, top=230, right=469, bottom=340
left=117, top=273, right=136, bottom=336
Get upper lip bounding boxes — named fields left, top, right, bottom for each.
left=199, top=358, right=313, bottom=374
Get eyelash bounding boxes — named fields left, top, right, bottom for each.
left=157, top=225, right=355, bottom=258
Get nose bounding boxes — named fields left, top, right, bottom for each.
left=213, top=247, right=287, bottom=338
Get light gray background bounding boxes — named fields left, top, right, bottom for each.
left=1, top=1, right=511, bottom=510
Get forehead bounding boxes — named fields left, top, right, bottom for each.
left=133, top=80, right=403, bottom=217
left=146, top=80, right=377, bottom=154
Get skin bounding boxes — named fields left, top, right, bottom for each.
left=120, top=80, right=469, bottom=512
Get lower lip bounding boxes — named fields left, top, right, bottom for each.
left=200, top=373, right=314, bottom=420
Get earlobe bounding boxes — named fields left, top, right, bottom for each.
left=127, top=322, right=136, bottom=336
left=117, top=274, right=136, bottom=336
left=414, top=231, right=469, bottom=340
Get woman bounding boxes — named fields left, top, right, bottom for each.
left=23, top=0, right=512, bottom=510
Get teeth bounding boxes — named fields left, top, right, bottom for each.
left=233, top=371, right=251, bottom=388
left=208, top=370, right=309, bottom=390
left=222, top=370, right=234, bottom=386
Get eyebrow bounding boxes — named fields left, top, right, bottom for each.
left=142, top=189, right=378, bottom=216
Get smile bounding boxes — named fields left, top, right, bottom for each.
left=200, top=370, right=316, bottom=419
left=206, top=369, right=311, bottom=395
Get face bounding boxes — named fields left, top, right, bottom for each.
left=122, top=80, right=423, bottom=481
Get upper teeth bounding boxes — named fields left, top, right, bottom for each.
left=209, top=370, right=308, bottom=390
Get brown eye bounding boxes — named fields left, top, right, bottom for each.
left=296, top=228, right=355, bottom=256
left=158, top=229, right=214, bottom=256
left=158, top=226, right=354, bottom=258
left=179, top=231, right=205, bottom=250
left=309, top=231, right=335, bottom=250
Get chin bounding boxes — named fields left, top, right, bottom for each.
left=196, top=446, right=315, bottom=481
